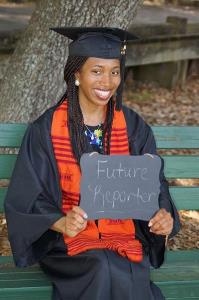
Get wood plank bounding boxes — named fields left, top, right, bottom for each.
left=0, top=124, right=27, bottom=148
left=157, top=281, right=199, bottom=299
left=1, top=185, right=198, bottom=213
left=127, top=34, right=199, bottom=66
left=165, top=250, right=199, bottom=264
left=151, top=266, right=199, bottom=282
left=166, top=298, right=199, bottom=300
left=1, top=187, right=198, bottom=213
left=0, top=155, right=17, bottom=179
left=0, top=287, right=52, bottom=300
left=0, top=256, right=13, bottom=265
left=0, top=279, right=51, bottom=288
left=163, top=156, right=199, bottom=178
left=1, top=262, right=198, bottom=285
left=169, top=187, right=199, bottom=210
left=0, top=285, right=198, bottom=300
left=0, top=269, right=198, bottom=299
left=0, top=187, right=7, bottom=212
left=0, top=250, right=198, bottom=300
left=165, top=298, right=199, bottom=300
left=152, top=126, right=199, bottom=149
left=0, top=125, right=199, bottom=149
left=0, top=124, right=199, bottom=149
left=0, top=155, right=198, bottom=180
left=2, top=250, right=196, bottom=269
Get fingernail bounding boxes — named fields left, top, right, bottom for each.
left=83, top=213, right=88, bottom=219
left=148, top=221, right=152, bottom=227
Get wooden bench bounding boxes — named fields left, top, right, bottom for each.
left=0, top=123, right=199, bottom=300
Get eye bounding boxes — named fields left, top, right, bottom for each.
left=112, top=70, right=120, bottom=76
left=92, top=69, right=101, bottom=75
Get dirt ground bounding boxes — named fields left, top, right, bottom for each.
left=124, top=75, right=199, bottom=126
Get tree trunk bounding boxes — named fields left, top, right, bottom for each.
left=0, top=0, right=144, bottom=122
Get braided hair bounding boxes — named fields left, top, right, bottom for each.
left=63, top=55, right=115, bottom=163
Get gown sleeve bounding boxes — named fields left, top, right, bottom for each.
left=4, top=121, right=65, bottom=267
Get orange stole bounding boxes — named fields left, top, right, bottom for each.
left=51, top=100, right=143, bottom=262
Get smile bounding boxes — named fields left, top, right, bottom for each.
left=94, top=89, right=112, bottom=100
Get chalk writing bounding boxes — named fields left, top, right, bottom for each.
left=97, top=160, right=148, bottom=180
left=88, top=184, right=157, bottom=209
left=80, top=154, right=161, bottom=220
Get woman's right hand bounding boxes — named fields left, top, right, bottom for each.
left=51, top=206, right=88, bottom=238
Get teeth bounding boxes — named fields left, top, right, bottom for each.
left=95, top=89, right=111, bottom=99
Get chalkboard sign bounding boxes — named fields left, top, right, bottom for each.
left=80, top=153, right=161, bottom=221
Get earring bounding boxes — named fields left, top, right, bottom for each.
left=75, top=79, right=80, bottom=86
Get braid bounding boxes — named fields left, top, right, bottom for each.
left=103, top=98, right=114, bottom=154
left=63, top=55, right=115, bottom=163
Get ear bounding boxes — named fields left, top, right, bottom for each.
left=75, top=71, right=80, bottom=81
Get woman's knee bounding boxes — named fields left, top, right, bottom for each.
left=88, top=250, right=110, bottom=278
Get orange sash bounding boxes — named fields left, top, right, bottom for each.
left=51, top=100, right=142, bottom=262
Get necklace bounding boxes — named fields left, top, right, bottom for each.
left=84, top=123, right=101, bottom=140
left=84, top=123, right=103, bottom=149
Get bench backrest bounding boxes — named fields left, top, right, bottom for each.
left=0, top=124, right=199, bottom=215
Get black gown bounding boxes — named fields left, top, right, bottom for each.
left=4, top=102, right=180, bottom=299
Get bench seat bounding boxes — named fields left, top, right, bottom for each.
left=0, top=250, right=198, bottom=300
left=0, top=124, right=199, bottom=299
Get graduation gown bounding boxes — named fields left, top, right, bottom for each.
left=4, top=102, right=180, bottom=269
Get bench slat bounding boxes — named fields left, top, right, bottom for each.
left=152, top=126, right=199, bottom=149
left=1, top=265, right=198, bottom=284
left=0, top=125, right=199, bottom=150
left=0, top=250, right=197, bottom=270
left=151, top=264, right=199, bottom=281
left=0, top=283, right=198, bottom=300
left=158, top=281, right=199, bottom=299
left=163, top=156, right=199, bottom=178
left=0, top=251, right=198, bottom=300
left=0, top=124, right=27, bottom=148
left=0, top=279, right=51, bottom=288
left=0, top=188, right=7, bottom=212
left=0, top=155, right=17, bottom=179
left=0, top=287, right=52, bottom=300
left=0, top=186, right=198, bottom=213
left=0, top=154, right=198, bottom=180
left=165, top=250, right=199, bottom=263
left=169, top=187, right=199, bottom=210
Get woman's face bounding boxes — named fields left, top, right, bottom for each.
left=75, top=57, right=121, bottom=108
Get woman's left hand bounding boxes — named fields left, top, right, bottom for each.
left=148, top=208, right=174, bottom=236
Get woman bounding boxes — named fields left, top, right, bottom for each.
left=5, top=27, right=180, bottom=300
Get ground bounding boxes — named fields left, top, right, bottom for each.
left=124, top=75, right=199, bottom=126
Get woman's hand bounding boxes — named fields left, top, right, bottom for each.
left=148, top=208, right=173, bottom=236
left=51, top=206, right=88, bottom=238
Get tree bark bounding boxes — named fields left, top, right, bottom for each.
left=0, top=0, right=144, bottom=122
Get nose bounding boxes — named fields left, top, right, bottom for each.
left=99, top=72, right=112, bottom=88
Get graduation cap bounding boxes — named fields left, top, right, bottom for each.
left=51, top=27, right=139, bottom=110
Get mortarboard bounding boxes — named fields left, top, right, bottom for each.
left=51, top=27, right=139, bottom=110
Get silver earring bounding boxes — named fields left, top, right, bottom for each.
left=75, top=79, right=80, bottom=86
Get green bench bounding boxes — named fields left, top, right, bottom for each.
left=0, top=123, right=199, bottom=300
